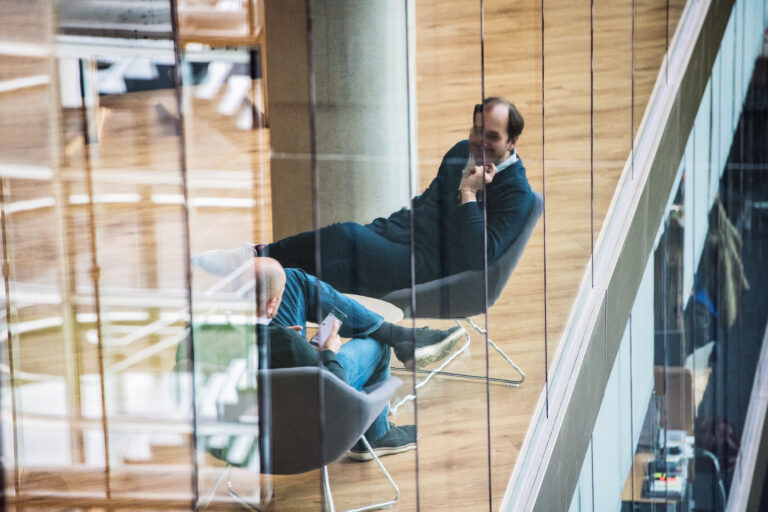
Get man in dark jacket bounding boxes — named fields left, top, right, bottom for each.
left=198, top=97, right=535, bottom=297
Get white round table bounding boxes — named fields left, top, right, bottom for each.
left=344, top=294, right=404, bottom=323
left=306, top=294, right=404, bottom=328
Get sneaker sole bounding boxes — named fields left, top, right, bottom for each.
left=348, top=441, right=417, bottom=462
left=411, top=326, right=467, bottom=370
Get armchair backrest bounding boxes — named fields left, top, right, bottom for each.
left=259, top=367, right=401, bottom=474
left=195, top=365, right=401, bottom=475
left=381, top=191, right=543, bottom=318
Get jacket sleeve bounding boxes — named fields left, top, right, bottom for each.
left=457, top=184, right=535, bottom=270
left=318, top=351, right=346, bottom=382
left=413, top=141, right=470, bottom=208
left=366, top=164, right=447, bottom=239
left=286, top=332, right=347, bottom=383
left=411, top=166, right=444, bottom=209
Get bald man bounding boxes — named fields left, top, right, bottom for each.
left=237, top=257, right=464, bottom=461
left=251, top=257, right=345, bottom=383
left=198, top=97, right=535, bottom=297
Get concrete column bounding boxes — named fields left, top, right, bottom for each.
left=264, top=0, right=415, bottom=239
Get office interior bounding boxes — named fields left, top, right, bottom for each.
left=0, top=0, right=767, bottom=510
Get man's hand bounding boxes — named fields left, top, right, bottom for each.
left=320, top=320, right=342, bottom=354
left=459, top=163, right=497, bottom=203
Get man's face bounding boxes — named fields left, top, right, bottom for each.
left=468, top=104, right=517, bottom=165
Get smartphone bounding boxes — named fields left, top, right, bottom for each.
left=310, top=307, right=347, bottom=348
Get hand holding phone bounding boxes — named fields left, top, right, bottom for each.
left=321, top=321, right=342, bottom=353
left=310, top=307, right=347, bottom=349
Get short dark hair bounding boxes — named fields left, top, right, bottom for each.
left=473, top=97, right=524, bottom=141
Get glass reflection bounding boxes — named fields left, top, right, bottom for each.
left=64, top=37, right=197, bottom=501
left=3, top=0, right=749, bottom=508
left=192, top=0, right=539, bottom=507
left=179, top=3, right=272, bottom=505
left=623, top=56, right=768, bottom=507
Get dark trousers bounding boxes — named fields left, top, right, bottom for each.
left=265, top=222, right=414, bottom=296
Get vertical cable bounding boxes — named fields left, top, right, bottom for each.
left=629, top=1, right=636, bottom=500
left=661, top=216, right=669, bottom=501
left=249, top=48, right=260, bottom=130
left=604, top=295, right=608, bottom=387
left=167, top=0, right=199, bottom=506
left=665, top=0, right=670, bottom=84
left=305, top=0, right=320, bottom=296
left=589, top=435, right=595, bottom=510
left=541, top=0, right=549, bottom=419
left=589, top=0, right=594, bottom=288
left=631, top=0, right=636, bottom=180
left=250, top=34, right=272, bottom=500
left=479, top=2, right=494, bottom=508
left=403, top=0, right=421, bottom=507
left=78, top=59, right=111, bottom=501
left=628, top=315, right=635, bottom=506
left=303, top=0, right=329, bottom=499
left=0, top=174, right=20, bottom=500
left=723, top=0, right=744, bottom=476
left=731, top=0, right=737, bottom=132
left=723, top=5, right=738, bottom=481
left=736, top=1, right=746, bottom=480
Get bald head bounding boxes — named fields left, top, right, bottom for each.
left=252, top=257, right=286, bottom=318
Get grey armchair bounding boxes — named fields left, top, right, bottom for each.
left=210, top=366, right=403, bottom=512
left=381, top=191, right=543, bottom=318
left=380, top=191, right=543, bottom=401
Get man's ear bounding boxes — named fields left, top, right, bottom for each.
left=507, top=136, right=519, bottom=150
left=266, top=296, right=279, bottom=318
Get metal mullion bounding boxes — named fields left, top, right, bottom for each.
left=80, top=76, right=113, bottom=499
left=0, top=170, right=21, bottom=500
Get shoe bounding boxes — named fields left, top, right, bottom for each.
left=192, top=243, right=257, bottom=276
left=393, top=325, right=466, bottom=371
left=348, top=424, right=417, bottom=461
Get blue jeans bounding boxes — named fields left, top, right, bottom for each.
left=272, top=268, right=391, bottom=441
left=265, top=222, right=414, bottom=296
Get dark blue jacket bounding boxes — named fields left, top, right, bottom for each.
left=367, top=140, right=534, bottom=281
left=257, top=323, right=346, bottom=382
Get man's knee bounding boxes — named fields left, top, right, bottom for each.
left=374, top=339, right=391, bottom=365
left=323, top=221, right=366, bottom=242
left=283, top=267, right=311, bottom=293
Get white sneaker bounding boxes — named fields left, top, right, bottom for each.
left=192, top=243, right=255, bottom=276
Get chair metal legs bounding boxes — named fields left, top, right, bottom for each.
left=224, top=436, right=399, bottom=512
left=322, top=465, right=337, bottom=512
left=390, top=318, right=526, bottom=413
left=206, top=464, right=264, bottom=511
left=696, top=448, right=727, bottom=508
left=321, top=435, right=399, bottom=512
left=228, top=480, right=263, bottom=511
left=463, top=316, right=526, bottom=385
left=215, top=464, right=265, bottom=511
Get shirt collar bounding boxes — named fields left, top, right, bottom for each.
left=466, top=148, right=519, bottom=173
left=494, top=148, right=519, bottom=172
